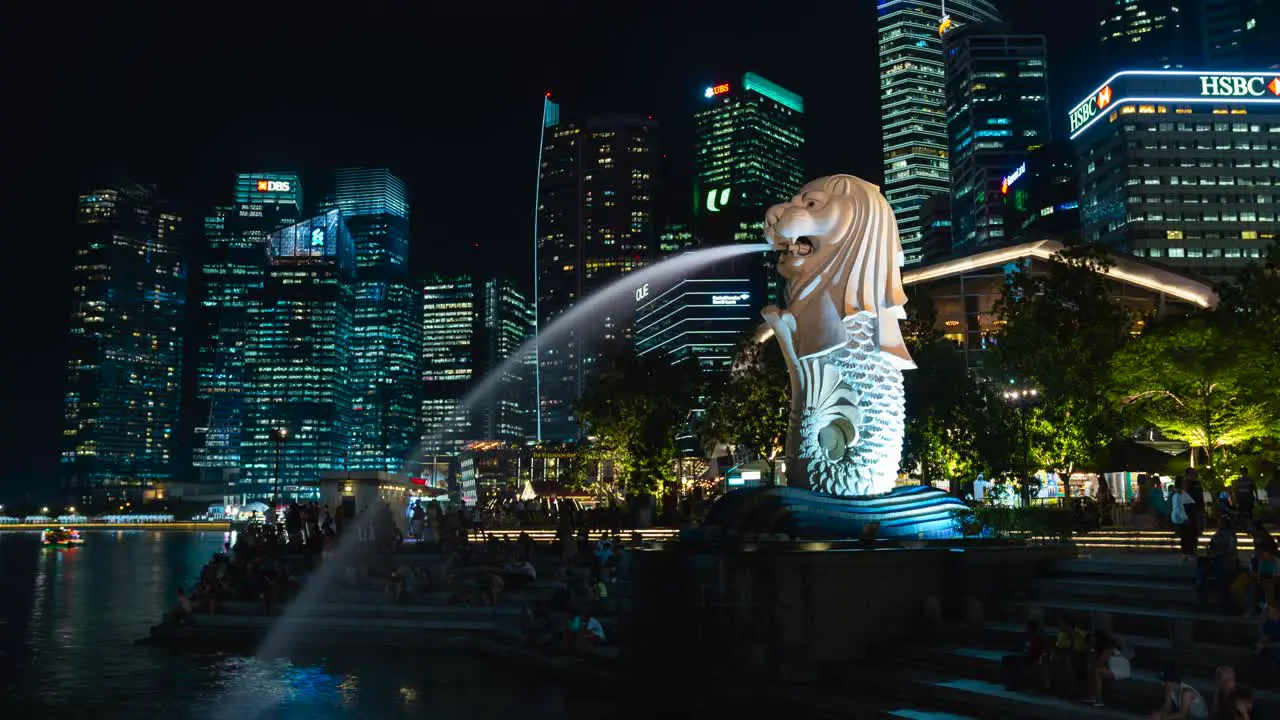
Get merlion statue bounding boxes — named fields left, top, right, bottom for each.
left=762, top=174, right=913, bottom=497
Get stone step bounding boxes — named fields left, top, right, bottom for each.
left=981, top=621, right=1250, bottom=677
left=908, top=643, right=1280, bottom=715
left=1032, top=577, right=1198, bottom=609
left=881, top=710, right=976, bottom=719
left=216, top=600, right=522, bottom=620
left=845, top=667, right=1137, bottom=720
left=1050, top=556, right=1198, bottom=581
left=1007, top=599, right=1261, bottom=647
left=185, top=613, right=496, bottom=631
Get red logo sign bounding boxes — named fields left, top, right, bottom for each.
left=1097, top=86, right=1113, bottom=110
left=711, top=83, right=730, bottom=96
left=256, top=180, right=269, bottom=191
left=1269, top=77, right=1280, bottom=97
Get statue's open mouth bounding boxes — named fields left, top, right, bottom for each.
left=793, top=237, right=815, bottom=257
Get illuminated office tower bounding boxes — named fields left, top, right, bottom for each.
left=239, top=211, right=355, bottom=502
left=944, top=25, right=1051, bottom=253
left=1069, top=69, right=1280, bottom=282
left=420, top=276, right=534, bottom=456
left=192, top=173, right=302, bottom=485
left=536, top=103, right=659, bottom=441
left=878, top=0, right=1001, bottom=263
left=1198, top=0, right=1280, bottom=68
left=634, top=277, right=755, bottom=372
left=333, top=167, right=409, bottom=278
left=421, top=275, right=478, bottom=457
left=1098, top=0, right=1191, bottom=70
left=333, top=168, right=421, bottom=472
left=477, top=278, right=535, bottom=443
left=63, top=182, right=185, bottom=502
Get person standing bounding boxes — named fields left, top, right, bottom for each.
left=1185, top=468, right=1206, bottom=542
left=1236, top=467, right=1256, bottom=530
left=1172, top=479, right=1199, bottom=563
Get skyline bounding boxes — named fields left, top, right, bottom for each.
left=0, top=2, right=1187, bottom=498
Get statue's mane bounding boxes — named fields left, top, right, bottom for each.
left=786, top=174, right=913, bottom=368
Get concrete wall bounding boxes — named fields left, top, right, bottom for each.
left=622, top=541, right=1066, bottom=689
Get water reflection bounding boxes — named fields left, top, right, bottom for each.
left=1, top=531, right=614, bottom=718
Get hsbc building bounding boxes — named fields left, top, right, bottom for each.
left=1071, top=70, right=1280, bottom=281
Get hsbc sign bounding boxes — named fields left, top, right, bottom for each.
left=1200, top=75, right=1280, bottom=98
left=1070, top=71, right=1280, bottom=139
left=256, top=180, right=292, bottom=192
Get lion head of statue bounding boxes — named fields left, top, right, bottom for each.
left=764, top=174, right=914, bottom=369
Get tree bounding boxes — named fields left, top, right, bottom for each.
left=1110, top=315, right=1279, bottom=483
left=902, top=286, right=1018, bottom=488
left=989, top=244, right=1133, bottom=482
left=576, top=342, right=701, bottom=496
left=698, top=338, right=790, bottom=477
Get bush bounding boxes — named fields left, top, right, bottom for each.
left=952, top=505, right=1074, bottom=543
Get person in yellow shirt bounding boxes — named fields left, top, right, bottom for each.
left=1051, top=615, right=1089, bottom=692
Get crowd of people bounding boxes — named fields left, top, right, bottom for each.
left=1001, top=614, right=1258, bottom=717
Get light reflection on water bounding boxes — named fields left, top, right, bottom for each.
left=0, top=531, right=613, bottom=718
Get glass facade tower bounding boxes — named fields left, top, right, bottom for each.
left=192, top=173, right=302, bottom=485
left=63, top=182, right=185, bottom=502
left=536, top=108, right=659, bottom=441
left=944, top=25, right=1052, bottom=253
left=694, top=72, right=805, bottom=306
left=333, top=168, right=421, bottom=473
left=878, top=0, right=1002, bottom=263
left=421, top=275, right=476, bottom=457
left=421, top=276, right=534, bottom=456
left=1098, top=0, right=1191, bottom=70
left=239, top=210, right=356, bottom=502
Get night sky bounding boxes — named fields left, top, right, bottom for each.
left=0, top=1, right=1109, bottom=500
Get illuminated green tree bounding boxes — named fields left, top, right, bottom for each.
left=1111, top=315, right=1279, bottom=481
left=990, top=244, right=1133, bottom=478
left=576, top=343, right=701, bottom=496
left=699, top=338, right=790, bottom=476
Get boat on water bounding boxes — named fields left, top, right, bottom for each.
left=41, top=527, right=84, bottom=547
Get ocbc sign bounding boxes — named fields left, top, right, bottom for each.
left=635, top=283, right=649, bottom=302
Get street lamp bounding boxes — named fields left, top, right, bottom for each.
left=41, top=506, right=49, bottom=514
left=68, top=506, right=76, bottom=514
left=272, top=427, right=289, bottom=514
left=1003, top=385, right=1039, bottom=506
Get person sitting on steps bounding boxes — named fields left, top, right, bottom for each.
left=1081, top=630, right=1131, bottom=708
left=1149, top=666, right=1209, bottom=719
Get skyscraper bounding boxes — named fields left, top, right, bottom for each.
left=535, top=105, right=659, bottom=441
left=1098, top=0, right=1191, bottom=70
left=420, top=275, right=476, bottom=457
left=1198, top=0, right=1280, bottom=68
left=333, top=168, right=409, bottom=278
left=1070, top=69, right=1280, bottom=282
left=477, top=278, right=536, bottom=443
left=878, top=0, right=1002, bottom=263
left=420, top=276, right=534, bottom=456
left=63, top=182, right=185, bottom=502
left=333, top=168, right=422, bottom=473
left=192, top=173, right=302, bottom=485
left=239, top=210, right=356, bottom=502
left=694, top=72, right=806, bottom=231
left=944, top=25, right=1051, bottom=253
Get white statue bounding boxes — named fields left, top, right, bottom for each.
left=762, top=174, right=914, bottom=497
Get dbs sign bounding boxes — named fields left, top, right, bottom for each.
left=257, top=180, right=292, bottom=192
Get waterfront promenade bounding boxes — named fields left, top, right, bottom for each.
left=0, top=521, right=232, bottom=531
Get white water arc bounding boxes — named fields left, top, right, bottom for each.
left=401, top=242, right=773, bottom=470
left=216, top=242, right=771, bottom=719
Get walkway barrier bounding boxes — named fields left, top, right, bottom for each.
left=465, top=527, right=679, bottom=542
